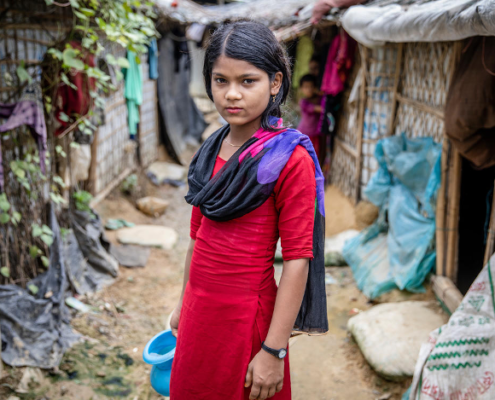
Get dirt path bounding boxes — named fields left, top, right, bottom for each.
left=1, top=174, right=437, bottom=400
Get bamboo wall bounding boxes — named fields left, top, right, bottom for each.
left=331, top=40, right=461, bottom=282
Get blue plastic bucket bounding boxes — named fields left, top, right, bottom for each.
left=142, top=329, right=177, bottom=396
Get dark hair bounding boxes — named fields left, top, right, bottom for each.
left=299, top=74, right=317, bottom=87
left=203, top=21, right=292, bottom=131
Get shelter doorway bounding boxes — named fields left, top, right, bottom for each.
left=457, top=158, right=495, bottom=294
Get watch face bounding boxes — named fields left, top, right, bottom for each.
left=279, top=349, right=287, bottom=359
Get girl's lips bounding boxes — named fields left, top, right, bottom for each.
left=226, top=107, right=243, bottom=114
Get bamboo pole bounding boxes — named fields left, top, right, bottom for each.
left=483, top=180, right=495, bottom=266
left=436, top=140, right=449, bottom=276
left=353, top=45, right=368, bottom=204
left=445, top=148, right=462, bottom=282
left=387, top=43, right=403, bottom=137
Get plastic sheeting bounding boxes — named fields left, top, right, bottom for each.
left=0, top=208, right=118, bottom=368
left=342, top=0, right=495, bottom=48
left=0, top=209, right=79, bottom=368
left=343, top=135, right=441, bottom=299
left=157, top=33, right=207, bottom=164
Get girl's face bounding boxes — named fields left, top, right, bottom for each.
left=211, top=55, right=282, bottom=128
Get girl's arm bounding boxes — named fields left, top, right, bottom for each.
left=170, top=238, right=195, bottom=337
left=245, top=259, right=309, bottom=399
left=245, top=148, right=316, bottom=400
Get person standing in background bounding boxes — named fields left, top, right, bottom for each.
left=297, top=74, right=323, bottom=161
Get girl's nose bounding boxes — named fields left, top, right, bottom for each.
left=225, top=85, right=242, bottom=101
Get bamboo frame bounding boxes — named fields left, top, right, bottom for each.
left=436, top=139, right=449, bottom=276
left=387, top=43, right=403, bottom=137
left=483, top=180, right=495, bottom=266
left=353, top=45, right=368, bottom=203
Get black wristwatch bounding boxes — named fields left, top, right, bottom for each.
left=261, top=341, right=287, bottom=359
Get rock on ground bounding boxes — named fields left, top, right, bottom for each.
left=117, top=225, right=178, bottom=250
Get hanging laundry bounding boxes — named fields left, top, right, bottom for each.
left=54, top=41, right=95, bottom=136
left=123, top=50, right=143, bottom=138
left=148, top=38, right=159, bottom=80
left=445, top=36, right=495, bottom=169
left=292, top=36, right=314, bottom=90
left=321, top=29, right=356, bottom=96
left=0, top=83, right=47, bottom=191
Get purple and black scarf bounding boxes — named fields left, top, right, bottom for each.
left=185, top=117, right=328, bottom=334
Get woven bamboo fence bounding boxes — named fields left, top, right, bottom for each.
left=0, top=1, right=71, bottom=286
left=331, top=40, right=462, bottom=282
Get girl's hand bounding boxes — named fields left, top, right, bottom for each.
left=244, top=350, right=284, bottom=399
left=170, top=306, right=181, bottom=338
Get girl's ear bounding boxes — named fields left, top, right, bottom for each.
left=271, top=72, right=283, bottom=96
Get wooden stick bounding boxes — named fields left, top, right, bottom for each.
left=396, top=94, right=444, bottom=119
left=483, top=180, right=495, bottom=266
left=387, top=43, right=403, bottom=137
left=431, top=275, right=463, bottom=314
left=89, top=167, right=135, bottom=209
left=353, top=45, right=368, bottom=204
left=436, top=139, right=449, bottom=276
left=445, top=148, right=462, bottom=282
left=335, top=136, right=358, bottom=159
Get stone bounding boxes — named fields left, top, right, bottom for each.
left=16, top=367, right=45, bottom=393
left=147, top=162, right=186, bottom=182
left=348, top=301, right=447, bottom=381
left=325, top=229, right=360, bottom=266
left=136, top=196, right=170, bottom=217
left=117, top=225, right=178, bottom=250
left=110, top=244, right=150, bottom=268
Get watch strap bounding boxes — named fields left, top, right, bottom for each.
left=261, top=341, right=287, bottom=359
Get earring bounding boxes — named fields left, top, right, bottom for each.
left=272, top=95, right=276, bottom=103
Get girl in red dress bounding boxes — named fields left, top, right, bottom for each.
left=169, top=21, right=328, bottom=400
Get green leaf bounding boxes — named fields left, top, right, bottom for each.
left=0, top=213, right=9, bottom=224
left=13, top=212, right=21, bottom=223
left=14, top=168, right=26, bottom=179
left=70, top=142, right=81, bottom=149
left=69, top=0, right=80, bottom=8
left=28, top=284, right=39, bottom=295
left=47, top=48, right=63, bottom=60
left=55, top=145, right=63, bottom=154
left=53, top=175, right=67, bottom=187
left=50, top=192, right=67, bottom=205
left=16, top=65, right=32, bottom=84
left=117, top=57, right=130, bottom=69
left=42, top=225, right=53, bottom=236
left=61, top=73, right=78, bottom=90
left=32, top=223, right=42, bottom=238
left=0, top=195, right=10, bottom=212
left=82, top=37, right=94, bottom=49
left=30, top=246, right=42, bottom=258
left=63, top=49, right=85, bottom=71
left=41, top=256, right=49, bottom=267
left=105, top=53, right=117, bottom=65
left=45, top=0, right=54, bottom=5
left=73, top=10, right=87, bottom=20
left=59, top=112, right=70, bottom=123
left=81, top=7, right=96, bottom=16
left=40, top=234, right=54, bottom=247
left=0, top=267, right=9, bottom=278
left=116, top=70, right=124, bottom=82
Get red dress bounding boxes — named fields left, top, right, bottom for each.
left=170, top=146, right=316, bottom=400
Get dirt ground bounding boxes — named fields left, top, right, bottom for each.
left=0, top=165, right=440, bottom=400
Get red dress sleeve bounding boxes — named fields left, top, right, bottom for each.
left=274, top=145, right=316, bottom=261
left=190, top=206, right=204, bottom=240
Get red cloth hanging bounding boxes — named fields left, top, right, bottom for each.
left=54, top=42, right=95, bottom=136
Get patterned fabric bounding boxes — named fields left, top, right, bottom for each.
left=0, top=83, right=47, bottom=191
left=185, top=117, right=328, bottom=333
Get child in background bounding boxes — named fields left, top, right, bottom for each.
left=297, top=74, right=323, bottom=159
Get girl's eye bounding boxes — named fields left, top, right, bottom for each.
left=215, top=78, right=226, bottom=84
left=243, top=79, right=255, bottom=84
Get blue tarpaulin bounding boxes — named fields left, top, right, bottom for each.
left=343, top=134, right=442, bottom=299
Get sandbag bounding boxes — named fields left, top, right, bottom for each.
left=445, top=36, right=495, bottom=169
left=407, top=254, right=495, bottom=399
left=348, top=301, right=447, bottom=381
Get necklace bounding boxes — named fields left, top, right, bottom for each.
left=224, top=138, right=242, bottom=147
